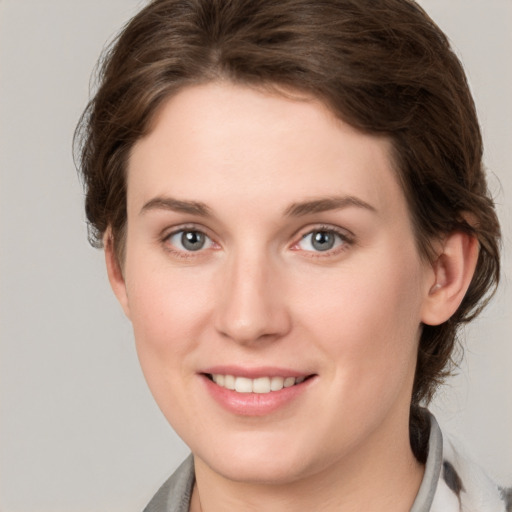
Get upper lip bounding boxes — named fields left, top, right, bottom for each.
left=200, top=365, right=314, bottom=379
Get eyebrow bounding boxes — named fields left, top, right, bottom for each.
left=284, top=196, right=377, bottom=217
left=140, top=197, right=212, bottom=216
left=140, top=194, right=376, bottom=218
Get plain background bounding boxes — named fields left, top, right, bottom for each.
left=0, top=1, right=510, bottom=510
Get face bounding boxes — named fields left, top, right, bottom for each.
left=113, top=83, right=436, bottom=484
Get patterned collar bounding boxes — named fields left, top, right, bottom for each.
left=410, top=412, right=443, bottom=511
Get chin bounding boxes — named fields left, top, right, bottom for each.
left=192, top=430, right=329, bottom=486
left=208, top=455, right=310, bottom=485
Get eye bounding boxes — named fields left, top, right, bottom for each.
left=296, top=228, right=349, bottom=253
left=166, top=229, right=214, bottom=252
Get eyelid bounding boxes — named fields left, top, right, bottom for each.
left=161, top=221, right=214, bottom=238
left=160, top=224, right=220, bottom=255
left=290, top=224, right=355, bottom=254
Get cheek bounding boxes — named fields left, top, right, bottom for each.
left=124, top=258, right=217, bottom=430
left=293, top=247, right=425, bottom=389
left=124, top=253, right=215, bottom=370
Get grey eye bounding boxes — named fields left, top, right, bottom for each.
left=181, top=231, right=206, bottom=251
left=167, top=230, right=213, bottom=252
left=310, top=230, right=336, bottom=251
left=297, top=229, right=346, bottom=252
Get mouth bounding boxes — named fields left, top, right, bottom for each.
left=201, top=369, right=317, bottom=415
left=204, top=373, right=313, bottom=394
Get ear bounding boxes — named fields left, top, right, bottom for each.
left=421, top=231, right=479, bottom=326
left=104, top=230, right=131, bottom=319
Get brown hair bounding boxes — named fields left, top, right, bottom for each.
left=75, top=0, right=500, bottom=412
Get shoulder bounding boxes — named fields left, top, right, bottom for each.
left=432, top=423, right=511, bottom=512
left=143, top=455, right=195, bottom=512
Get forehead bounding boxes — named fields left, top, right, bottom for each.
left=127, top=82, right=406, bottom=222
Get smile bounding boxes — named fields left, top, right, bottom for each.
left=208, top=374, right=307, bottom=394
left=202, top=371, right=317, bottom=415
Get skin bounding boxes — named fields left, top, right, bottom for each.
left=106, top=82, right=478, bottom=511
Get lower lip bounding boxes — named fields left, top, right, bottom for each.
left=201, top=375, right=315, bottom=416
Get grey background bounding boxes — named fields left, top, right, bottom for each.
left=0, top=1, right=510, bottom=510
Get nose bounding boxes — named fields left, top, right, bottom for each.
left=214, top=252, right=292, bottom=345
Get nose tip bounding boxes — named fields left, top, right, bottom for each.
left=218, top=313, right=276, bottom=345
left=214, top=260, right=291, bottom=345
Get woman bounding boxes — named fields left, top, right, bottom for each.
left=75, top=0, right=509, bottom=510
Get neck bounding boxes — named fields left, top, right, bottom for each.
left=190, top=409, right=424, bottom=512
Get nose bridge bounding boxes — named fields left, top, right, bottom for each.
left=215, top=246, right=289, bottom=344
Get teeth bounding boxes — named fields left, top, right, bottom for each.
left=234, top=377, right=253, bottom=393
left=283, top=377, right=295, bottom=388
left=224, top=374, right=235, bottom=390
left=270, top=376, right=284, bottom=391
left=210, top=374, right=307, bottom=393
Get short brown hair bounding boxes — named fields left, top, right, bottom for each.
left=75, top=0, right=500, bottom=408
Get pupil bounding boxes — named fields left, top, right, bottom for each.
left=312, top=231, right=334, bottom=251
left=182, top=231, right=205, bottom=251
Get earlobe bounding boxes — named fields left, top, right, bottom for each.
left=104, top=230, right=131, bottom=319
left=421, top=232, right=479, bottom=326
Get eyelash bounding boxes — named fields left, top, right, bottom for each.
left=291, top=225, right=355, bottom=257
left=161, top=225, right=218, bottom=259
left=160, top=224, right=355, bottom=259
